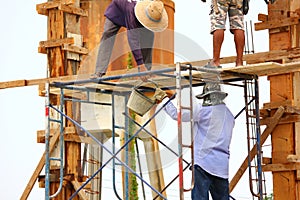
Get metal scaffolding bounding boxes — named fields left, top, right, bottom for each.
left=44, top=63, right=265, bottom=200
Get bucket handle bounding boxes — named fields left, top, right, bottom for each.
left=133, top=79, right=159, bottom=90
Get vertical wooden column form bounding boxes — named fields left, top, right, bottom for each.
left=153, top=0, right=175, bottom=65
left=267, top=0, right=300, bottom=199
left=47, top=3, right=68, bottom=199
left=42, top=0, right=83, bottom=198
left=63, top=1, right=82, bottom=199
left=80, top=0, right=111, bottom=75
left=269, top=74, right=295, bottom=200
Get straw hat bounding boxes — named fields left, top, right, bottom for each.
left=135, top=0, right=168, bottom=32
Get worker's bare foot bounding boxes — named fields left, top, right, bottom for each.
left=235, top=60, right=243, bottom=67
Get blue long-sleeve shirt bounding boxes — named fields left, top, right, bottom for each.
left=104, top=0, right=150, bottom=65
left=162, top=98, right=235, bottom=179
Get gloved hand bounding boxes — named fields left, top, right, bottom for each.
left=153, top=88, right=167, bottom=102
left=165, top=89, right=176, bottom=100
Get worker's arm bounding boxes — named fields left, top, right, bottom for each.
left=161, top=97, right=200, bottom=122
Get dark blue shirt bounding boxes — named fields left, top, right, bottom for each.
left=105, top=0, right=142, bottom=30
left=105, top=0, right=151, bottom=66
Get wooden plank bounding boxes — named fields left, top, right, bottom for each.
left=261, top=114, right=300, bottom=125
left=262, top=163, right=300, bottom=172
left=287, top=155, right=300, bottom=162
left=293, top=72, right=300, bottom=179
left=139, top=107, right=167, bottom=199
left=39, top=38, right=74, bottom=49
left=37, top=128, right=116, bottom=143
left=39, top=86, right=87, bottom=100
left=269, top=71, right=295, bottom=199
left=36, top=2, right=88, bottom=16
left=0, top=80, right=26, bottom=88
left=0, top=75, right=79, bottom=89
left=36, top=2, right=60, bottom=15
left=59, top=4, right=88, bottom=16
left=270, top=31, right=291, bottom=50
left=229, top=106, right=285, bottom=193
left=62, top=44, right=89, bottom=55
left=71, top=180, right=88, bottom=200
left=1, top=61, right=300, bottom=90
left=226, top=62, right=300, bottom=77
left=258, top=13, right=268, bottom=22
left=20, top=129, right=60, bottom=200
left=255, top=17, right=299, bottom=31
left=37, top=127, right=77, bottom=143
left=244, top=47, right=300, bottom=64
left=262, top=157, right=272, bottom=164
left=263, top=100, right=293, bottom=110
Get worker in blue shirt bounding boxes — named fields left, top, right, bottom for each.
left=90, top=0, right=168, bottom=81
left=160, top=82, right=235, bottom=200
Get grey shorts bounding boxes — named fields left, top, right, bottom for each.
left=210, top=0, right=244, bottom=34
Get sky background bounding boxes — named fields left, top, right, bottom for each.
left=0, top=0, right=271, bottom=199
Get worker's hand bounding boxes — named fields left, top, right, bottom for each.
left=165, top=89, right=176, bottom=99
left=153, top=88, right=167, bottom=102
left=138, top=64, right=151, bottom=82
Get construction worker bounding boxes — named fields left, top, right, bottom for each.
left=160, top=82, right=235, bottom=200
left=90, top=0, right=168, bottom=81
left=203, top=0, right=245, bottom=68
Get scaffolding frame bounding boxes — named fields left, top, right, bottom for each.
left=44, top=63, right=264, bottom=200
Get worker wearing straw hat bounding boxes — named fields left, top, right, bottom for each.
left=160, top=82, right=235, bottom=200
left=90, top=0, right=168, bottom=81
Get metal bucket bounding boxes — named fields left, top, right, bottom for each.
left=127, top=81, right=158, bottom=116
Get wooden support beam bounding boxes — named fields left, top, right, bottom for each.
left=262, top=163, right=300, bottom=172
left=37, top=127, right=76, bottom=143
left=287, top=155, right=300, bottom=162
left=0, top=55, right=299, bottom=91
left=293, top=72, right=300, bottom=179
left=0, top=75, right=79, bottom=89
left=229, top=106, right=285, bottom=193
left=36, top=2, right=88, bottom=16
left=255, top=17, right=299, bottom=31
left=262, top=157, right=272, bottom=164
left=37, top=128, right=117, bottom=143
left=38, top=85, right=87, bottom=100
left=59, top=4, right=88, bottom=16
left=263, top=100, right=293, bottom=110
left=62, top=44, right=89, bottom=55
left=38, top=38, right=74, bottom=54
left=244, top=48, right=300, bottom=64
left=71, top=180, right=88, bottom=200
left=20, top=129, right=60, bottom=200
left=0, top=80, right=26, bottom=89
left=257, top=14, right=268, bottom=22
left=39, top=38, right=74, bottom=48
left=261, top=114, right=300, bottom=125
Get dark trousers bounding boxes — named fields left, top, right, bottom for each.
left=192, top=165, right=229, bottom=200
left=95, top=18, right=154, bottom=74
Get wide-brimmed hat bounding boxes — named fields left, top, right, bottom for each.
left=196, top=82, right=228, bottom=99
left=135, top=0, right=168, bottom=32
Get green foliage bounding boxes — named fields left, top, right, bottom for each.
left=264, top=193, right=273, bottom=200
left=127, top=52, right=134, bottom=70
left=128, top=112, right=138, bottom=200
